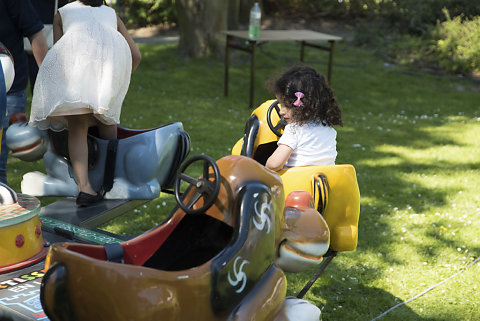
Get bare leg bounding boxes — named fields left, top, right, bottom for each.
left=66, top=114, right=96, bottom=195
left=97, top=123, right=117, bottom=140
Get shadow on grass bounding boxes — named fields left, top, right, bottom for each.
left=318, top=284, right=425, bottom=321
left=287, top=266, right=426, bottom=320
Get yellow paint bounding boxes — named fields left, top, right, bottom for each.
left=251, top=99, right=282, bottom=144
left=232, top=99, right=280, bottom=156
left=231, top=138, right=243, bottom=155
left=0, top=215, right=44, bottom=267
left=278, top=165, right=360, bottom=252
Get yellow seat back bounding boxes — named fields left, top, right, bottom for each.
left=250, top=99, right=281, bottom=145
left=278, top=165, right=360, bottom=252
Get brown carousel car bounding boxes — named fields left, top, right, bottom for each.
left=40, top=154, right=330, bottom=321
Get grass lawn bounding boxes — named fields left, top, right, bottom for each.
left=11, top=38, right=480, bottom=320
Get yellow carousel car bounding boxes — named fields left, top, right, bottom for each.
left=232, top=99, right=360, bottom=256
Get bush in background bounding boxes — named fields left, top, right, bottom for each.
left=352, top=1, right=480, bottom=75
left=432, top=11, right=480, bottom=74
left=116, top=0, right=177, bottom=28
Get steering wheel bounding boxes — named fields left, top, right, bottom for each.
left=266, top=100, right=286, bottom=137
left=174, top=155, right=221, bottom=214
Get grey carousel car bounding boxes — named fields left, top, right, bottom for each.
left=6, top=114, right=190, bottom=200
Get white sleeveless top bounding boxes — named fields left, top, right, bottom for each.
left=30, top=1, right=132, bottom=130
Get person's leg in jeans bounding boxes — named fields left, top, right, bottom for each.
left=0, top=89, right=27, bottom=184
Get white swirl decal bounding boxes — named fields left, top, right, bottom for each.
left=253, top=198, right=272, bottom=233
left=227, top=256, right=250, bottom=293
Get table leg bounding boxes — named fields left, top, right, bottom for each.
left=300, top=41, right=305, bottom=62
left=224, top=35, right=231, bottom=97
left=249, top=40, right=256, bottom=108
left=327, top=40, right=335, bottom=84
left=299, top=40, right=337, bottom=84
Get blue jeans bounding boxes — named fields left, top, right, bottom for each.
left=0, top=89, right=27, bottom=184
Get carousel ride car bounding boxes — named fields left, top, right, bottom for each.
left=0, top=43, right=14, bottom=94
left=40, top=154, right=328, bottom=321
left=5, top=115, right=190, bottom=200
left=231, top=99, right=360, bottom=275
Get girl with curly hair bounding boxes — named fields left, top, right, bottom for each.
left=265, top=65, right=343, bottom=171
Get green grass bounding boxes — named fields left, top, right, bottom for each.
left=10, top=39, right=480, bottom=320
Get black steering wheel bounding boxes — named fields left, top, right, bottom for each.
left=266, top=100, right=286, bottom=137
left=174, top=155, right=221, bottom=214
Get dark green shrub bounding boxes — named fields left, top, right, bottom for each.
left=116, top=0, right=177, bottom=28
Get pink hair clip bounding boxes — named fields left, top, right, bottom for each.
left=293, top=91, right=304, bottom=107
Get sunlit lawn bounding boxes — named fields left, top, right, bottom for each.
left=12, top=38, right=480, bottom=320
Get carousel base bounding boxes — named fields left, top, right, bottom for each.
left=0, top=246, right=51, bottom=321
left=0, top=197, right=143, bottom=321
left=0, top=246, right=49, bottom=275
left=0, top=194, right=44, bottom=272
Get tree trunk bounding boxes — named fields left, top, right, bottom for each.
left=228, top=0, right=240, bottom=30
left=239, top=0, right=257, bottom=25
left=176, top=0, right=228, bottom=58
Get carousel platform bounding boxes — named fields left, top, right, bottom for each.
left=0, top=196, right=147, bottom=321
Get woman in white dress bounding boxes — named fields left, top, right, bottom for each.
left=29, top=0, right=141, bottom=206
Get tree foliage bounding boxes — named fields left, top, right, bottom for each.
left=360, top=0, right=480, bottom=36
left=350, top=1, right=480, bottom=74
left=117, top=0, right=480, bottom=73
left=432, top=10, right=480, bottom=74
left=117, top=0, right=480, bottom=32
left=116, top=0, right=177, bottom=28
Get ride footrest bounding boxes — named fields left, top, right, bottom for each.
left=39, top=197, right=148, bottom=227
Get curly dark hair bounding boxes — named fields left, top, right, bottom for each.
left=269, top=65, right=343, bottom=127
left=78, top=0, right=106, bottom=7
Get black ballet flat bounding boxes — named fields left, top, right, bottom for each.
left=76, top=192, right=103, bottom=207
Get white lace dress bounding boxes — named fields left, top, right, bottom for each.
left=30, top=1, right=132, bottom=131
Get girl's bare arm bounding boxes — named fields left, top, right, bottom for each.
left=265, top=144, right=293, bottom=171
left=117, top=15, right=141, bottom=72
left=53, top=12, right=63, bottom=43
